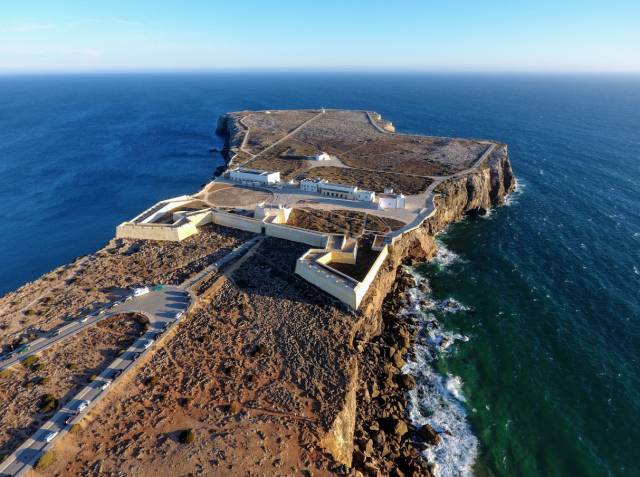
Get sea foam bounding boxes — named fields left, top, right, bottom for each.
left=403, top=270, right=478, bottom=477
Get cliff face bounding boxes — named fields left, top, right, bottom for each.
left=356, top=144, right=514, bottom=340
left=321, top=145, right=515, bottom=466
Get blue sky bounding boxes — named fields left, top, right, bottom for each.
left=1, top=0, right=639, bottom=73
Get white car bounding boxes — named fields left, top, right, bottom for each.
left=174, top=311, right=183, bottom=319
left=142, top=339, right=153, bottom=350
left=65, top=414, right=76, bottom=425
left=44, top=430, right=58, bottom=443
left=100, top=380, right=112, bottom=390
left=77, top=400, right=91, bottom=412
left=133, top=287, right=150, bottom=297
left=80, top=316, right=88, bottom=323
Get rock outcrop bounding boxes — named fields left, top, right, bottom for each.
left=320, top=144, right=515, bottom=470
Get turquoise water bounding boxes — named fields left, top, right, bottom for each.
left=0, top=73, right=638, bottom=475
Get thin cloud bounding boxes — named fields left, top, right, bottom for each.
left=0, top=22, right=57, bottom=33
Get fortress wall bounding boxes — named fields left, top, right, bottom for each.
left=295, top=259, right=357, bottom=309
left=211, top=211, right=264, bottom=234
left=180, top=209, right=214, bottom=226
left=354, top=245, right=389, bottom=308
left=115, top=221, right=198, bottom=242
left=264, top=222, right=328, bottom=247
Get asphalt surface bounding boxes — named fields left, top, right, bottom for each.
left=0, top=286, right=190, bottom=477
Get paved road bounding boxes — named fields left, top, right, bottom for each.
left=0, top=287, right=186, bottom=372
left=0, top=286, right=190, bottom=477
left=0, top=235, right=265, bottom=476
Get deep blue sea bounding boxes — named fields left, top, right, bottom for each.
left=0, top=73, right=638, bottom=476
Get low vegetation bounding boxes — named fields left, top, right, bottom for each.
left=0, top=368, right=13, bottom=378
left=178, top=429, right=195, bottom=444
left=35, top=450, right=55, bottom=470
left=39, top=394, right=59, bottom=413
left=21, top=354, right=39, bottom=368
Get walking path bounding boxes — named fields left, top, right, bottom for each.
left=238, top=111, right=324, bottom=168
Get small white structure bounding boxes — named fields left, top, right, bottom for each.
left=314, top=152, right=331, bottom=161
left=355, top=190, right=376, bottom=202
left=255, top=203, right=292, bottom=223
left=377, top=192, right=406, bottom=209
left=229, top=168, right=280, bottom=185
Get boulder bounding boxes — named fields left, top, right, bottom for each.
left=417, top=423, right=441, bottom=446
left=393, top=419, right=408, bottom=437
left=398, top=373, right=416, bottom=390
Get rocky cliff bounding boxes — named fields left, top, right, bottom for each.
left=320, top=144, right=515, bottom=470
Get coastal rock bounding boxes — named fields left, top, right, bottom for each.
left=416, top=424, right=441, bottom=446
left=398, top=374, right=416, bottom=390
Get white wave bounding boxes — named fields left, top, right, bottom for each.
left=505, top=178, right=524, bottom=206
left=445, top=375, right=467, bottom=402
left=400, top=278, right=478, bottom=477
left=434, top=240, right=462, bottom=267
left=439, top=297, right=470, bottom=313
left=405, top=341, right=478, bottom=477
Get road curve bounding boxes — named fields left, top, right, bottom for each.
left=0, top=286, right=191, bottom=477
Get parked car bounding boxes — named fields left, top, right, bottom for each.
left=131, top=352, right=140, bottom=360
left=44, top=430, right=58, bottom=443
left=65, top=414, right=76, bottom=425
left=133, top=287, right=150, bottom=297
left=142, top=339, right=153, bottom=350
left=174, top=311, right=183, bottom=319
left=112, top=369, right=122, bottom=379
left=53, top=329, right=62, bottom=336
left=98, top=309, right=106, bottom=315
left=100, top=380, right=112, bottom=390
left=77, top=400, right=91, bottom=412
left=80, top=316, right=88, bottom=323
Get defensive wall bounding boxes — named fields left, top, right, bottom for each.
left=116, top=198, right=391, bottom=309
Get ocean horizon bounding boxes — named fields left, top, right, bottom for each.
left=1, top=72, right=638, bottom=476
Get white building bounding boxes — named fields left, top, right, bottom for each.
left=377, top=192, right=406, bottom=209
left=318, top=182, right=358, bottom=200
left=355, top=190, right=376, bottom=202
left=300, top=178, right=322, bottom=193
left=314, top=152, right=332, bottom=161
left=229, top=168, right=280, bottom=185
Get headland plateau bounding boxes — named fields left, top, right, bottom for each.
left=0, top=109, right=514, bottom=476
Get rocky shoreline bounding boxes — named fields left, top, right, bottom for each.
left=352, top=267, right=438, bottom=477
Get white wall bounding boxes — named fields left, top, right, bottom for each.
left=264, top=222, right=328, bottom=247
left=211, top=211, right=264, bottom=233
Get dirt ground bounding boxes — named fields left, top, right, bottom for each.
left=288, top=208, right=405, bottom=237
left=34, top=238, right=357, bottom=476
left=0, top=224, right=254, bottom=354
left=200, top=183, right=273, bottom=207
left=0, top=314, right=144, bottom=457
left=228, top=110, right=490, bottom=180
left=241, top=110, right=320, bottom=155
